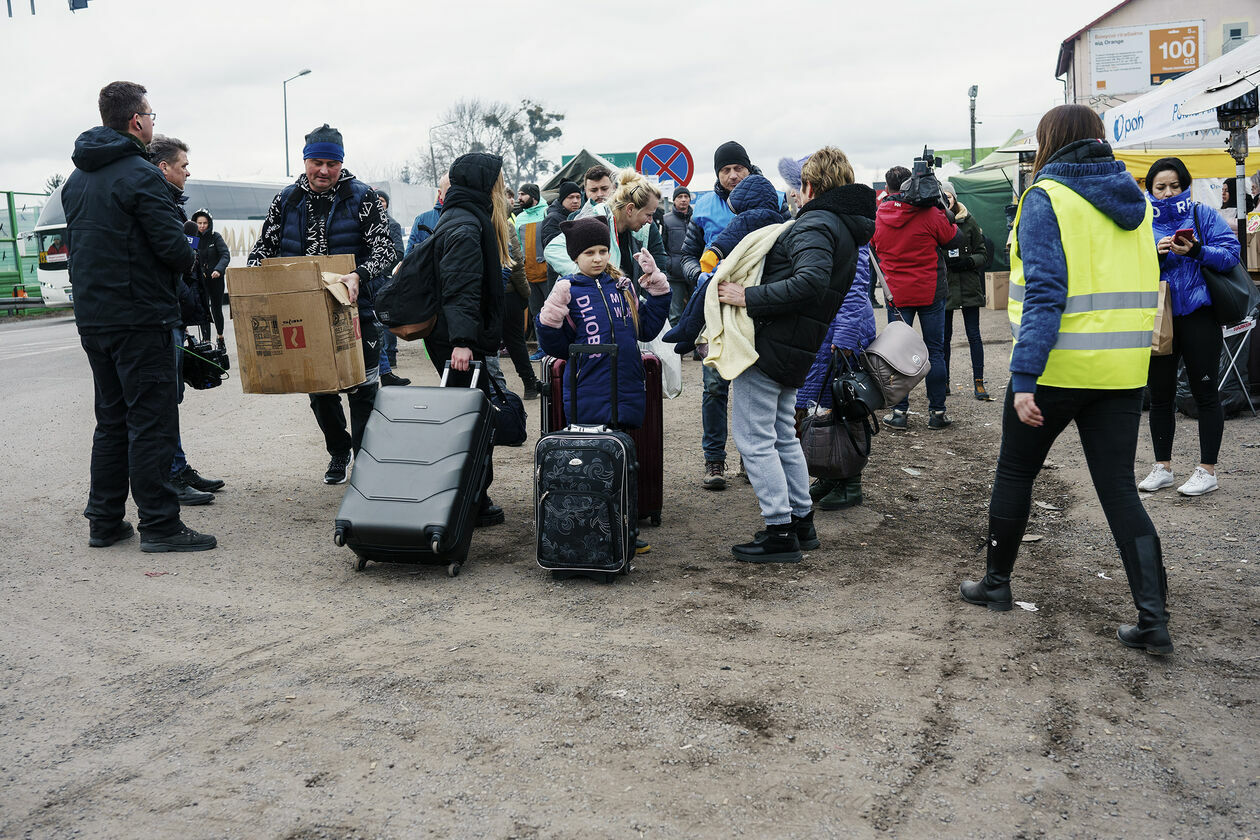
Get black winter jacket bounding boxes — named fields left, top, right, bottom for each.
left=163, top=180, right=207, bottom=328
left=744, top=184, right=877, bottom=387
left=944, top=207, right=988, bottom=310
left=192, top=210, right=231, bottom=284
left=660, top=208, right=694, bottom=281
left=428, top=206, right=504, bottom=356
left=62, top=127, right=195, bottom=333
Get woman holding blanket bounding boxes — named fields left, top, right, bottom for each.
left=706, top=147, right=876, bottom=563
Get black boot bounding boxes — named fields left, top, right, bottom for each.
left=1116, top=534, right=1173, bottom=655
left=758, top=513, right=819, bottom=550
left=959, top=514, right=1025, bottom=611
left=733, top=522, right=802, bottom=563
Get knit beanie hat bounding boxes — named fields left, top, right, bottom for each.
left=714, top=140, right=752, bottom=172
left=674, top=186, right=691, bottom=198
left=560, top=216, right=610, bottom=261
left=556, top=181, right=582, bottom=202
left=303, top=124, right=344, bottom=162
left=520, top=183, right=541, bottom=203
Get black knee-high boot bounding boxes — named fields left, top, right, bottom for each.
left=1116, top=534, right=1173, bottom=655
left=959, top=514, right=1026, bottom=611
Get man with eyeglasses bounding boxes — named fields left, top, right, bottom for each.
left=61, top=80, right=217, bottom=553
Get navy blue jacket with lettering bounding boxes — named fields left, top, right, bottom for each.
left=535, top=271, right=670, bottom=428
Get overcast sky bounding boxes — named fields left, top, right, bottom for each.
left=2, top=0, right=1112, bottom=194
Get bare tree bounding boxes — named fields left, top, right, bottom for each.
left=44, top=173, right=65, bottom=194
left=415, top=97, right=566, bottom=187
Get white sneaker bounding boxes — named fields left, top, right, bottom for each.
left=1138, top=463, right=1175, bottom=492
left=1177, top=467, right=1219, bottom=497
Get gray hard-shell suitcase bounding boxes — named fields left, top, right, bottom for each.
left=334, top=363, right=493, bottom=577
left=534, top=344, right=638, bottom=582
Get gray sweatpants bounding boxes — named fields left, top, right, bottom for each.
left=730, top=364, right=813, bottom=526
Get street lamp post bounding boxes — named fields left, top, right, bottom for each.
left=968, top=85, right=979, bottom=166
left=283, top=69, right=312, bottom=177
left=428, top=121, right=456, bottom=186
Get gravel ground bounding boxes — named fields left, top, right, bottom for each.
left=1, top=306, right=1257, bottom=839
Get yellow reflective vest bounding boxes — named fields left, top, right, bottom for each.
left=1009, top=179, right=1159, bottom=389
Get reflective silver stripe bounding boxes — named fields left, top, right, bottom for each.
left=1063, top=291, right=1158, bottom=314
left=1010, top=323, right=1153, bottom=350
left=1007, top=283, right=1155, bottom=313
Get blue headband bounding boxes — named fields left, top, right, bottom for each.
left=303, top=141, right=344, bottom=162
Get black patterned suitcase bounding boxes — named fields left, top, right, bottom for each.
left=333, top=362, right=493, bottom=577
left=535, top=344, right=638, bottom=581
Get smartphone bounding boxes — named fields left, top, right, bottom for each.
left=1172, top=228, right=1195, bottom=245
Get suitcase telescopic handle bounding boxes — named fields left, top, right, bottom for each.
left=439, top=360, right=482, bottom=389
left=568, top=343, right=618, bottom=427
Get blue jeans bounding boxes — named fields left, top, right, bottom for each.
left=701, top=364, right=729, bottom=461
left=945, top=306, right=983, bottom=380
left=379, top=328, right=397, bottom=375
left=171, top=328, right=187, bottom=475
left=889, top=300, right=948, bottom=413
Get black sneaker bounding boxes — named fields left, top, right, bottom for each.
left=324, top=452, right=352, bottom=485
left=477, top=500, right=505, bottom=527
left=180, top=465, right=224, bottom=492
left=216, top=336, right=226, bottom=352
left=141, top=526, right=217, bottom=553
left=381, top=371, right=411, bottom=387
left=635, top=538, right=651, bottom=555
left=756, top=514, right=819, bottom=551
left=928, top=410, right=953, bottom=430
left=89, top=520, right=134, bottom=547
left=702, top=461, right=727, bottom=490
left=171, top=473, right=215, bottom=505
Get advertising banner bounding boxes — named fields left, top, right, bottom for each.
left=1091, top=20, right=1203, bottom=95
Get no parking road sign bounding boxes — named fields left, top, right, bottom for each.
left=636, top=138, right=694, bottom=187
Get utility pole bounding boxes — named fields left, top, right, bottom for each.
left=282, top=69, right=312, bottom=178
left=968, top=85, right=979, bottom=166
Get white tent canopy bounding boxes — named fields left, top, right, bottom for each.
left=1103, top=38, right=1260, bottom=149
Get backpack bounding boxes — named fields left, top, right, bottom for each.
left=376, top=227, right=441, bottom=341
left=521, top=220, right=548, bottom=284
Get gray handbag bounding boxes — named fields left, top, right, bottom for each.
left=860, top=320, right=931, bottom=406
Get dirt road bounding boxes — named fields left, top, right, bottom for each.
left=1, top=308, right=1257, bottom=839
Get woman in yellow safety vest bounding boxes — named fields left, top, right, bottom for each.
left=959, top=105, right=1172, bottom=655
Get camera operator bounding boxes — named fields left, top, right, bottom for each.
left=149, top=135, right=227, bottom=504
left=871, top=154, right=962, bottom=430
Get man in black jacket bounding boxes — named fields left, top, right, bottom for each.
left=150, top=134, right=226, bottom=507
left=61, top=81, right=216, bottom=553
left=247, top=124, right=396, bottom=485
left=660, top=186, right=698, bottom=324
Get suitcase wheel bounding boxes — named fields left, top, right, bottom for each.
left=447, top=562, right=461, bottom=578
left=333, top=526, right=347, bottom=547
left=355, top=555, right=368, bottom=572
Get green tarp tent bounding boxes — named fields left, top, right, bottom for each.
left=540, top=149, right=620, bottom=201
left=947, top=133, right=1023, bottom=271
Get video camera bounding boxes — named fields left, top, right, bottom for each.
left=900, top=146, right=946, bottom=208
left=182, top=327, right=230, bottom=390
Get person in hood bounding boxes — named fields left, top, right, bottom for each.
left=60, top=80, right=215, bottom=553
left=940, top=187, right=992, bottom=401
left=1138, top=157, right=1241, bottom=498
left=247, top=124, right=396, bottom=486
left=872, top=165, right=961, bottom=430
left=425, top=152, right=514, bottom=527
left=712, top=146, right=876, bottom=563
left=189, top=209, right=230, bottom=349
left=959, top=105, right=1171, bottom=656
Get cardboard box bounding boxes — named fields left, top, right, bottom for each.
left=985, top=271, right=1009, bottom=311
left=226, top=255, right=365, bottom=394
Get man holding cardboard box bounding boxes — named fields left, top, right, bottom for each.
left=247, top=125, right=396, bottom=485
left=61, top=81, right=216, bottom=553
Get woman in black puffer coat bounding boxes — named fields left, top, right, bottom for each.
left=941, top=188, right=991, bottom=400
left=190, top=209, right=231, bottom=346
left=425, top=152, right=512, bottom=527
left=713, top=147, right=876, bottom=564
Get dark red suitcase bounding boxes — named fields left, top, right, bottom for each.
left=539, top=352, right=664, bottom=526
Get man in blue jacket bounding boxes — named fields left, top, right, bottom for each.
left=407, top=172, right=447, bottom=254
left=62, top=81, right=216, bottom=553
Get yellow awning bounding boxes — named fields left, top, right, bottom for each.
left=1114, top=148, right=1260, bottom=181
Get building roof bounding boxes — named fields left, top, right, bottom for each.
left=1055, top=0, right=1138, bottom=78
